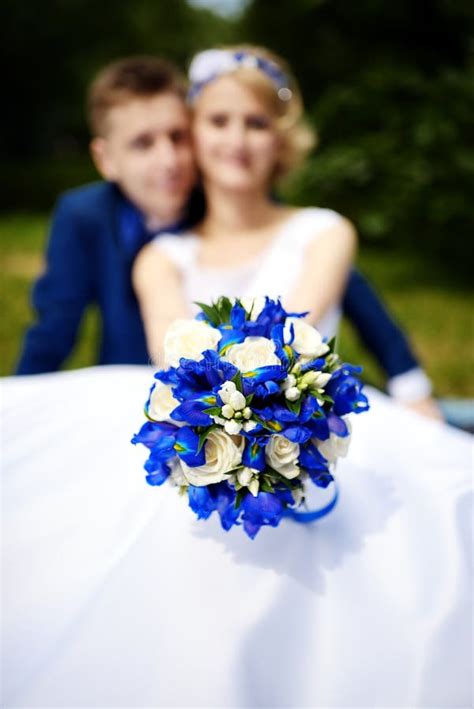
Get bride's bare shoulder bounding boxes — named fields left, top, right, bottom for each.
left=132, top=240, right=179, bottom=296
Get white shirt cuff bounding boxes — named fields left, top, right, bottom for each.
left=387, top=367, right=433, bottom=403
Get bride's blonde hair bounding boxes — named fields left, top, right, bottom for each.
left=190, top=44, right=316, bottom=182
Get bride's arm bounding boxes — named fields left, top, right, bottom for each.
left=285, top=217, right=357, bottom=323
left=132, top=243, right=190, bottom=366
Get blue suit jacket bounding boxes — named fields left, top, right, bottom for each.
left=16, top=182, right=419, bottom=377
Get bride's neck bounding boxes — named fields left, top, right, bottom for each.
left=198, top=183, right=278, bottom=237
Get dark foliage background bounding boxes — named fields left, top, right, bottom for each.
left=2, top=0, right=473, bottom=276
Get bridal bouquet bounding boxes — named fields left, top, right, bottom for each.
left=132, top=297, right=368, bottom=538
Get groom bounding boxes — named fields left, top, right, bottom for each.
left=15, top=56, right=437, bottom=416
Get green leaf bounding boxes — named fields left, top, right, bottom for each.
left=223, top=465, right=244, bottom=476
left=286, top=396, right=302, bottom=415
left=267, top=469, right=295, bottom=490
left=231, top=369, right=243, bottom=392
left=252, top=415, right=277, bottom=433
left=218, top=296, right=233, bottom=323
left=260, top=479, right=275, bottom=494
left=317, top=393, right=335, bottom=405
left=327, top=335, right=337, bottom=352
left=202, top=406, right=222, bottom=416
left=197, top=424, right=219, bottom=453
left=193, top=301, right=220, bottom=327
left=234, top=488, right=248, bottom=509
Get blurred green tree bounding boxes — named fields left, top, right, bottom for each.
left=239, top=0, right=474, bottom=273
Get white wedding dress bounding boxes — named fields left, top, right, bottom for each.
left=2, top=209, right=472, bottom=708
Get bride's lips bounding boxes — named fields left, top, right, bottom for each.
left=220, top=156, right=251, bottom=169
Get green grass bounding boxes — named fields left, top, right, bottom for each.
left=1, top=212, right=473, bottom=396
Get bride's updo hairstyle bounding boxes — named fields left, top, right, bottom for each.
left=188, top=45, right=316, bottom=181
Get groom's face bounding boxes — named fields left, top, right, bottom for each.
left=91, top=92, right=196, bottom=224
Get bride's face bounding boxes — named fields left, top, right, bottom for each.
left=192, top=75, right=279, bottom=193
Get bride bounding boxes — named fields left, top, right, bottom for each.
left=133, top=46, right=356, bottom=363
left=3, top=46, right=472, bottom=708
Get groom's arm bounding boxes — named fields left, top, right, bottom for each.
left=342, top=270, right=433, bottom=402
left=16, top=195, right=94, bottom=374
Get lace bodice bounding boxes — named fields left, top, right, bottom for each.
left=154, top=207, right=344, bottom=338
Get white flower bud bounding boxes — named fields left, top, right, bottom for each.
left=243, top=420, right=258, bottom=432
left=229, top=390, right=246, bottom=411
left=243, top=406, right=252, bottom=419
left=300, top=371, right=318, bottom=387
left=218, top=380, right=237, bottom=404
left=237, top=467, right=253, bottom=486
left=221, top=404, right=234, bottom=419
left=281, top=374, right=297, bottom=390
left=211, top=415, right=227, bottom=426
left=248, top=478, right=260, bottom=497
left=224, top=419, right=243, bottom=435
left=313, top=371, right=332, bottom=389
left=285, top=387, right=300, bottom=401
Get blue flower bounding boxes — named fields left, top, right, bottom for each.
left=200, top=349, right=238, bottom=388
left=309, top=470, right=334, bottom=488
left=154, top=368, right=179, bottom=385
left=174, top=427, right=206, bottom=467
left=215, top=483, right=240, bottom=530
left=308, top=413, right=330, bottom=441
left=230, top=301, right=246, bottom=330
left=241, top=491, right=285, bottom=539
left=299, top=441, right=329, bottom=472
left=171, top=394, right=216, bottom=426
left=188, top=485, right=217, bottom=519
left=270, top=324, right=295, bottom=368
left=282, top=426, right=312, bottom=444
left=218, top=327, right=246, bottom=353
left=327, top=412, right=350, bottom=437
left=326, top=365, right=369, bottom=416
left=243, top=439, right=266, bottom=471
left=144, top=458, right=171, bottom=486
left=131, top=421, right=179, bottom=450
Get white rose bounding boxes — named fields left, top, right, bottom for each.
left=148, top=381, right=178, bottom=421
left=265, top=434, right=300, bottom=479
left=223, top=336, right=281, bottom=373
left=284, top=318, right=329, bottom=357
left=240, top=296, right=266, bottom=321
left=317, top=419, right=352, bottom=464
left=164, top=319, right=221, bottom=368
left=181, top=430, right=244, bottom=486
